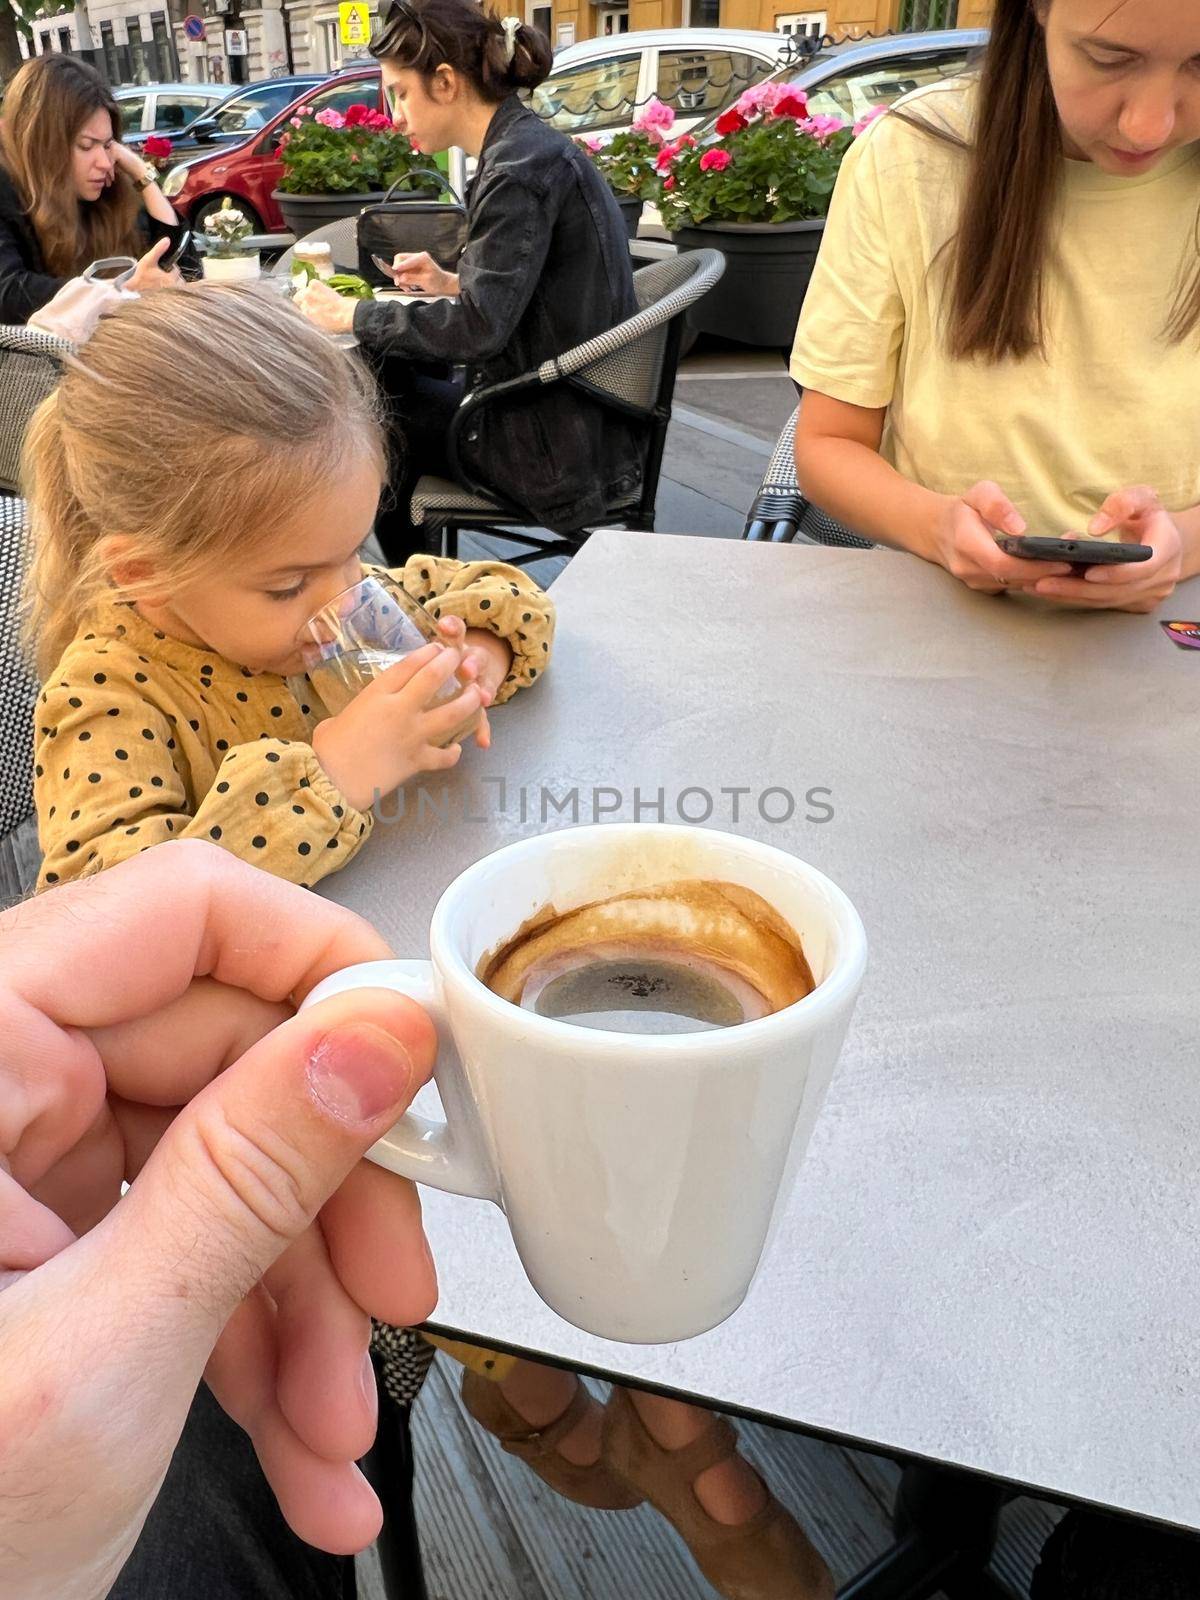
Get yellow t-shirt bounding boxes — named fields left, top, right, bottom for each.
left=790, top=79, right=1200, bottom=537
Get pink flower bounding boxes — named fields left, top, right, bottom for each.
left=289, top=116, right=303, bottom=127
left=853, top=104, right=888, bottom=136
left=632, top=96, right=675, bottom=136
left=297, top=104, right=314, bottom=116
left=699, top=148, right=731, bottom=173
left=349, top=151, right=359, bottom=162
left=663, top=175, right=675, bottom=190
left=735, top=80, right=788, bottom=119
left=801, top=113, right=847, bottom=140
left=584, top=136, right=604, bottom=153
left=315, top=107, right=345, bottom=129
left=654, top=143, right=677, bottom=173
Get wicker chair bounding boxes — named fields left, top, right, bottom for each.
left=742, top=404, right=875, bottom=548
left=409, top=248, right=726, bottom=565
left=0, top=495, right=39, bottom=906
left=0, top=324, right=73, bottom=496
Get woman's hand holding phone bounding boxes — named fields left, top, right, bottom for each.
left=927, top=480, right=1072, bottom=592
left=1022, top=485, right=1185, bottom=613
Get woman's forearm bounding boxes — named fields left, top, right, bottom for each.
left=793, top=429, right=948, bottom=558
left=140, top=180, right=179, bottom=227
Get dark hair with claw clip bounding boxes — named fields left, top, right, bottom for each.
left=371, top=0, right=552, bottom=101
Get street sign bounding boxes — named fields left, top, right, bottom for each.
left=224, top=27, right=248, bottom=55
left=339, top=1, right=370, bottom=47
left=183, top=13, right=206, bottom=40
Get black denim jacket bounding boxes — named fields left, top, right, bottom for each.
left=353, top=96, right=643, bottom=531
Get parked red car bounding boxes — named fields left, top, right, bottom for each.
left=161, top=67, right=385, bottom=234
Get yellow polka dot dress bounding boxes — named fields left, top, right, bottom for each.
left=34, top=557, right=554, bottom=891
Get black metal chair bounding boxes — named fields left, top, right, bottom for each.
left=407, top=248, right=725, bottom=566
left=742, top=404, right=875, bottom=548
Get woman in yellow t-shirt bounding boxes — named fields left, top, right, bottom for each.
left=792, top=0, right=1200, bottom=613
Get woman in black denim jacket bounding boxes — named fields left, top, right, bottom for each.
left=295, top=0, right=643, bottom=560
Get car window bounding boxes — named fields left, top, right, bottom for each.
left=213, top=94, right=269, bottom=135
left=528, top=54, right=641, bottom=135
left=118, top=94, right=147, bottom=135
left=155, top=94, right=215, bottom=132
left=804, top=49, right=969, bottom=124
left=656, top=50, right=774, bottom=119
left=246, top=82, right=320, bottom=122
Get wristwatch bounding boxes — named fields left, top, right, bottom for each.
left=130, top=164, right=157, bottom=191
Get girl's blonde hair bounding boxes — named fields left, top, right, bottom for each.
left=0, top=55, right=142, bottom=277
left=22, top=283, right=387, bottom=677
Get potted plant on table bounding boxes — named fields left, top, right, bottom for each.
left=271, top=102, right=428, bottom=238
left=199, top=196, right=260, bottom=283
left=659, top=85, right=887, bottom=348
left=576, top=97, right=687, bottom=240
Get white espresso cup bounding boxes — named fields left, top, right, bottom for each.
left=305, top=823, right=867, bottom=1343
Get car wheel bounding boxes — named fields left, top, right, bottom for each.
left=191, top=193, right=264, bottom=234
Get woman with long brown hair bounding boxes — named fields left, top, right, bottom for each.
left=0, top=53, right=181, bottom=324
left=792, top=0, right=1200, bottom=614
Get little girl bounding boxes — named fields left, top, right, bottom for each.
left=23, top=285, right=830, bottom=1600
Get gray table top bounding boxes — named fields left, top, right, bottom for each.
left=322, top=530, right=1200, bottom=1528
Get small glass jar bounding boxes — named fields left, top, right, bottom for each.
left=292, top=241, right=334, bottom=285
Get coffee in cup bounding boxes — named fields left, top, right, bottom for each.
left=480, top=880, right=814, bottom=1035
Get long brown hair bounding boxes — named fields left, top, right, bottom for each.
left=22, top=284, right=386, bottom=677
left=898, top=0, right=1200, bottom=362
left=0, top=55, right=141, bottom=277
left=370, top=0, right=552, bottom=102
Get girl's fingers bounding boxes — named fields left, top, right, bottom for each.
left=422, top=685, right=483, bottom=743
left=372, top=642, right=444, bottom=694
left=399, top=646, right=467, bottom=708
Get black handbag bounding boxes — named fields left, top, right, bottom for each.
left=356, top=168, right=467, bottom=287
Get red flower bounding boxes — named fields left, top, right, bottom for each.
left=663, top=175, right=676, bottom=190
left=771, top=90, right=809, bottom=121
left=654, top=142, right=677, bottom=173
left=143, top=135, right=173, bottom=160
left=714, top=108, right=747, bottom=136
left=343, top=102, right=373, bottom=127
left=699, top=148, right=731, bottom=173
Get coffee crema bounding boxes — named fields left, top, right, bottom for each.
left=478, top=880, right=814, bottom=1034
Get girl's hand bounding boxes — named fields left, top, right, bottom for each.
left=1025, top=486, right=1184, bottom=613
left=435, top=616, right=511, bottom=700
left=384, top=250, right=458, bottom=297
left=127, top=235, right=181, bottom=292
left=312, top=642, right=491, bottom=810
left=295, top=278, right=356, bottom=334
left=927, top=481, right=1072, bottom=593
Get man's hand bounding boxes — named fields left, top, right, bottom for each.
left=0, top=843, right=438, bottom=1598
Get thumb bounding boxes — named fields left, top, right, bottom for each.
left=140, top=235, right=171, bottom=267
left=112, top=988, right=434, bottom=1360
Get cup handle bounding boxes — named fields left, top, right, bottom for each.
left=303, top=958, right=499, bottom=1203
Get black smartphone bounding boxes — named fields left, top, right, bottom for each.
left=994, top=534, right=1153, bottom=565
left=163, top=229, right=193, bottom=271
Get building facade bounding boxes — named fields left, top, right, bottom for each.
left=22, top=0, right=994, bottom=85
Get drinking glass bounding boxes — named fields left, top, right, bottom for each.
left=299, top=571, right=482, bottom=746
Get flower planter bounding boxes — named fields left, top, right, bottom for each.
left=201, top=252, right=261, bottom=283
left=672, top=219, right=825, bottom=348
left=272, top=190, right=386, bottom=239
left=613, top=193, right=644, bottom=240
